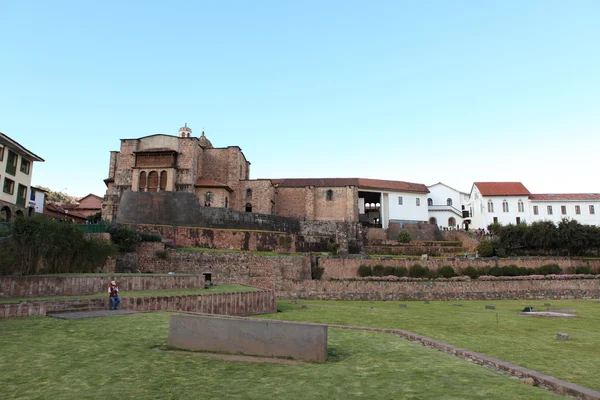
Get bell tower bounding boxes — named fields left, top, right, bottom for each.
left=179, top=123, right=192, bottom=138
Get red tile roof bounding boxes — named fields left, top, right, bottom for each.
left=474, top=182, right=530, bottom=196
left=530, top=193, right=600, bottom=201
left=272, top=178, right=429, bottom=193
left=194, top=179, right=233, bottom=192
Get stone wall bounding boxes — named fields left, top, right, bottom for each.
left=239, top=180, right=275, bottom=214
left=1, top=289, right=276, bottom=319
left=0, top=274, right=204, bottom=298
left=137, top=248, right=311, bottom=290
left=279, top=279, right=600, bottom=300
left=319, top=256, right=600, bottom=280
left=442, top=230, right=480, bottom=252
left=299, top=220, right=363, bottom=254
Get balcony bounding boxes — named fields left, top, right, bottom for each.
left=427, top=205, right=464, bottom=217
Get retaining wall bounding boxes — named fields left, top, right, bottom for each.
left=0, top=274, right=204, bottom=298
left=279, top=279, right=600, bottom=301
left=1, top=289, right=275, bottom=319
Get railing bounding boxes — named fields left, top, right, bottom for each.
left=427, top=205, right=463, bottom=216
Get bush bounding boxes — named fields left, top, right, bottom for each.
left=373, top=264, right=386, bottom=277
left=488, top=266, right=503, bottom=276
left=476, top=240, right=495, bottom=257
left=397, top=229, right=411, bottom=243
left=392, top=266, right=407, bottom=277
left=438, top=265, right=456, bottom=278
left=409, top=263, right=429, bottom=278
left=358, top=265, right=372, bottom=277
left=311, top=265, right=325, bottom=280
left=461, top=266, right=480, bottom=279
left=537, top=264, right=562, bottom=275
left=278, top=235, right=293, bottom=250
left=327, top=242, right=341, bottom=255
left=107, top=225, right=141, bottom=252
left=383, top=266, right=396, bottom=276
left=501, top=264, right=520, bottom=277
left=140, top=232, right=162, bottom=242
left=575, top=265, right=592, bottom=275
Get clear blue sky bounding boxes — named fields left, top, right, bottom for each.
left=1, top=1, right=599, bottom=197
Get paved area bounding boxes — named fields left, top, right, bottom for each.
left=48, top=310, right=139, bottom=320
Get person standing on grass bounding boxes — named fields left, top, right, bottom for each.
left=108, top=280, right=120, bottom=310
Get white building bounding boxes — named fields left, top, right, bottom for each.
left=0, top=133, right=45, bottom=221
left=465, top=182, right=531, bottom=230
left=529, top=194, right=600, bottom=226
left=29, top=186, right=48, bottom=214
left=426, top=182, right=470, bottom=229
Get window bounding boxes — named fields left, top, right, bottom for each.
left=6, top=150, right=17, bottom=176
left=159, top=171, right=167, bottom=190
left=487, top=200, right=494, bottom=213
left=326, top=190, right=333, bottom=201
left=225, top=197, right=228, bottom=208
left=245, top=203, right=252, bottom=212
left=575, top=205, right=581, bottom=215
left=547, top=205, right=553, bottom=215
left=398, top=196, right=403, bottom=205
left=0, top=145, right=4, bottom=161
left=3, top=178, right=14, bottom=195
left=246, top=188, right=253, bottom=200
left=561, top=205, right=567, bottom=215
left=139, top=171, right=147, bottom=191
left=502, top=200, right=509, bottom=213
left=16, top=184, right=27, bottom=206
left=427, top=198, right=433, bottom=206
left=446, top=198, right=453, bottom=206
left=448, top=217, right=456, bottom=227
left=147, top=171, right=159, bottom=192
left=204, top=192, right=213, bottom=205
left=518, top=200, right=524, bottom=212
left=20, top=158, right=31, bottom=175
left=493, top=217, right=498, bottom=223
left=416, top=198, right=420, bottom=206
left=30, top=189, right=36, bottom=201
left=591, top=205, right=596, bottom=215
left=533, top=205, right=539, bottom=215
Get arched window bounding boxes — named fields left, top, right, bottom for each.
left=448, top=217, right=456, bottom=227
left=447, top=198, right=453, bottom=206
left=147, top=171, right=159, bottom=192
left=139, top=171, right=147, bottom=192
left=487, top=200, right=494, bottom=213
left=518, top=200, right=524, bottom=213
left=159, top=171, right=167, bottom=191
left=204, top=192, right=213, bottom=206
left=326, top=190, right=333, bottom=201
left=246, top=188, right=253, bottom=200
left=429, top=217, right=437, bottom=225
left=245, top=203, right=253, bottom=212
left=16, top=210, right=24, bottom=218
left=0, top=206, right=11, bottom=222
left=502, top=200, right=509, bottom=213
left=427, top=198, right=433, bottom=206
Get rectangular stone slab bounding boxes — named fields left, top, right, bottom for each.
left=168, top=315, right=328, bottom=361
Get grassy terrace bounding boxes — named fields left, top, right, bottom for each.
left=0, top=312, right=561, bottom=400
left=0, top=284, right=256, bottom=304
left=264, top=299, right=600, bottom=391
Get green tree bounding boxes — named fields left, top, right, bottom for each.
left=397, top=229, right=411, bottom=243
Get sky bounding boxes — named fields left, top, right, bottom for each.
left=1, top=0, right=599, bottom=197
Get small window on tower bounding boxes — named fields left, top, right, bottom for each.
left=326, top=190, right=333, bottom=201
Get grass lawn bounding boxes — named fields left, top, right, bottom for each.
left=0, top=284, right=256, bottom=304
left=263, top=299, right=600, bottom=391
left=0, top=312, right=561, bottom=400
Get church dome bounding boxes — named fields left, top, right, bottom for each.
left=198, top=130, right=213, bottom=149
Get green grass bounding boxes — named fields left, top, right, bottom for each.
left=179, top=247, right=303, bottom=256
left=0, top=312, right=561, bottom=400
left=0, top=284, right=257, bottom=304
left=263, top=299, right=600, bottom=391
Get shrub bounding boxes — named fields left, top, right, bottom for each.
left=155, top=250, right=168, bottom=260
left=358, top=265, right=372, bottom=277
left=409, top=263, right=429, bottom=278
left=488, top=266, right=503, bottom=276
left=392, top=266, right=407, bottom=277
left=107, top=225, right=141, bottom=252
left=461, top=266, right=479, bottom=279
left=373, top=264, right=386, bottom=277
left=476, top=240, right=495, bottom=257
left=140, top=232, right=162, bottom=242
left=517, top=267, right=528, bottom=276
left=537, top=264, right=562, bottom=275
left=383, top=266, right=396, bottom=276
left=278, top=235, right=293, bottom=250
left=311, top=265, right=325, bottom=280
left=327, top=242, right=341, bottom=255
left=575, top=265, right=592, bottom=275
left=501, top=264, right=520, bottom=276
left=438, top=265, right=456, bottom=278
left=397, top=229, right=411, bottom=243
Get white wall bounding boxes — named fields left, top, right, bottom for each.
left=387, top=191, right=429, bottom=224
left=30, top=189, right=46, bottom=213
left=466, top=186, right=529, bottom=229
left=0, top=146, right=34, bottom=207
left=427, top=183, right=468, bottom=228
left=529, top=201, right=600, bottom=226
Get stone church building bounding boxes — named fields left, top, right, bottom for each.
left=102, top=125, right=430, bottom=227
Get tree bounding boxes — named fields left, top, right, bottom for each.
left=87, top=211, right=103, bottom=224
left=397, top=229, right=411, bottom=243
left=38, top=186, right=78, bottom=205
